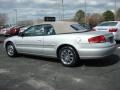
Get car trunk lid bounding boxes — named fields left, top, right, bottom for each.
left=75, top=31, right=114, bottom=43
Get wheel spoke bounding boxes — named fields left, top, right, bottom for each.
left=60, top=48, right=74, bottom=65
left=7, top=45, right=14, bottom=56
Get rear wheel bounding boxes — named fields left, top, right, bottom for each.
left=6, top=42, right=17, bottom=57
left=59, top=46, right=79, bottom=67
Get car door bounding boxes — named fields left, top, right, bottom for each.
left=15, top=25, right=44, bottom=55
left=42, top=24, right=57, bottom=57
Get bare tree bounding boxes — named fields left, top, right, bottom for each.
left=88, top=13, right=103, bottom=27
left=17, top=20, right=33, bottom=27
left=0, top=13, right=8, bottom=26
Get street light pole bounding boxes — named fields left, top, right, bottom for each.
left=14, top=9, right=17, bottom=25
left=58, top=0, right=61, bottom=20
left=84, top=0, right=87, bottom=23
left=115, top=0, right=117, bottom=20
left=62, top=0, right=64, bottom=21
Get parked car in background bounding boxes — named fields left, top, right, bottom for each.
left=5, top=26, right=20, bottom=36
left=0, top=27, right=12, bottom=36
left=0, top=25, right=5, bottom=29
left=4, top=21, right=116, bottom=67
left=94, top=21, right=120, bottom=41
left=4, top=26, right=27, bottom=36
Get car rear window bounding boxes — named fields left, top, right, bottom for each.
left=98, top=22, right=118, bottom=26
left=71, top=24, right=86, bottom=31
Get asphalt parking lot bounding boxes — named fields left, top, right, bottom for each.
left=0, top=36, right=120, bottom=90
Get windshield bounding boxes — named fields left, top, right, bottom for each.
left=71, top=24, right=87, bottom=31
left=98, top=22, right=118, bottom=26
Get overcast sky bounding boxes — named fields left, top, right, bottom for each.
left=0, top=0, right=119, bottom=24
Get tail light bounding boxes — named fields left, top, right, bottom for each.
left=88, top=35, right=106, bottom=43
left=109, top=28, right=118, bottom=32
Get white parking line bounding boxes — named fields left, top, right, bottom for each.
left=26, top=79, right=54, bottom=89
left=0, top=69, right=10, bottom=74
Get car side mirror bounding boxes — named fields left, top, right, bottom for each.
left=18, top=32, right=24, bottom=37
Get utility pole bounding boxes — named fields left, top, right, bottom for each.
left=62, top=0, right=64, bottom=21
left=84, top=0, right=87, bottom=23
left=115, top=0, right=117, bottom=20
left=58, top=0, right=61, bottom=20
left=14, top=9, right=17, bottom=25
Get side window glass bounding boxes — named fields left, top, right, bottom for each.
left=23, top=25, right=44, bottom=36
left=24, top=26, right=35, bottom=36
left=23, top=25, right=55, bottom=36
left=44, top=25, right=56, bottom=35
left=34, top=25, right=44, bottom=36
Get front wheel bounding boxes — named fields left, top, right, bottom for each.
left=6, top=43, right=17, bottom=57
left=59, top=46, right=79, bottom=67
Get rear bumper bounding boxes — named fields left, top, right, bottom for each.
left=78, top=45, right=116, bottom=59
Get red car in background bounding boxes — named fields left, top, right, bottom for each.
left=5, top=26, right=23, bottom=36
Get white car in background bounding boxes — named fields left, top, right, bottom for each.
left=0, top=27, right=11, bottom=35
left=4, top=21, right=116, bottom=67
left=0, top=28, right=9, bottom=35
left=94, top=21, right=120, bottom=41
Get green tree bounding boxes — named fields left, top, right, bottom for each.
left=103, top=10, right=115, bottom=21
left=74, top=10, right=85, bottom=23
left=116, top=8, right=120, bottom=20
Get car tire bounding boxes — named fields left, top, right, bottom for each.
left=6, top=42, right=17, bottom=57
left=59, top=46, right=79, bottom=67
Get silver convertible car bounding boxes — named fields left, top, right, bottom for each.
left=4, top=21, right=116, bottom=66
